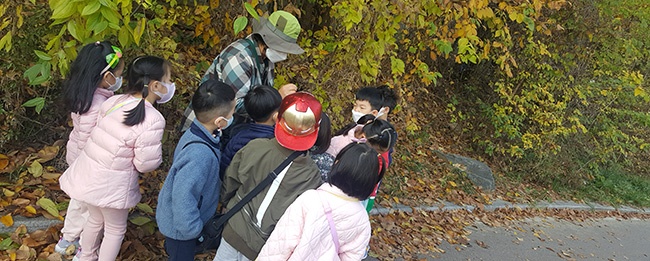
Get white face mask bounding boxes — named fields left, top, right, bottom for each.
left=352, top=109, right=365, bottom=123
left=154, top=81, right=176, bottom=104
left=106, top=72, right=122, bottom=92
left=266, top=48, right=288, bottom=63
left=375, top=107, right=386, bottom=119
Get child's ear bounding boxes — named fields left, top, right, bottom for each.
left=100, top=72, right=112, bottom=88
left=272, top=112, right=279, bottom=123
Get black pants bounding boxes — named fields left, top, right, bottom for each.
left=164, top=237, right=196, bottom=261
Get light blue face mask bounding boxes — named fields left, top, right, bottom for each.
left=224, top=115, right=234, bottom=129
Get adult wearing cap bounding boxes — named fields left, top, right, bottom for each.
left=179, top=10, right=304, bottom=133
left=215, top=92, right=324, bottom=261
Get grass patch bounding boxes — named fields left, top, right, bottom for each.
left=574, top=166, right=650, bottom=208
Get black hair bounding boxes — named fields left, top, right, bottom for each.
left=123, top=56, right=170, bottom=126
left=63, top=41, right=122, bottom=114
left=310, top=112, right=331, bottom=155
left=333, top=113, right=376, bottom=137
left=363, top=118, right=397, bottom=153
left=244, top=85, right=281, bottom=123
left=328, top=143, right=386, bottom=200
left=193, top=79, right=236, bottom=123
left=355, top=85, right=399, bottom=112
left=251, top=33, right=267, bottom=47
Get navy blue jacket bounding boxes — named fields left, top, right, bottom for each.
left=220, top=123, right=275, bottom=178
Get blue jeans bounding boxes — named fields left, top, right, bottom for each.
left=164, top=237, right=197, bottom=261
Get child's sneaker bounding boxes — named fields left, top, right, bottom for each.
left=54, top=237, right=80, bottom=255
left=71, top=248, right=81, bottom=261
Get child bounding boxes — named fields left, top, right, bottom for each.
left=215, top=92, right=324, bottom=261
left=359, top=118, right=397, bottom=212
left=57, top=41, right=124, bottom=255
left=350, top=85, right=398, bottom=124
left=220, top=85, right=282, bottom=178
left=156, top=79, right=236, bottom=260
left=309, top=112, right=333, bottom=180
left=257, top=143, right=386, bottom=260
left=59, top=55, right=173, bottom=260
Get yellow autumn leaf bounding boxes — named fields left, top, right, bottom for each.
left=0, top=153, right=8, bottom=170
left=449, top=181, right=458, bottom=187
left=25, top=206, right=36, bottom=214
left=3, top=188, right=15, bottom=197
left=36, top=197, right=59, bottom=217
left=9, top=252, right=15, bottom=261
left=1, top=214, right=13, bottom=227
left=28, top=161, right=43, bottom=177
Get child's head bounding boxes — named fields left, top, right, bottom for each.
left=63, top=41, right=124, bottom=114
left=353, top=85, right=398, bottom=121
left=193, top=79, right=236, bottom=131
left=123, top=55, right=173, bottom=126
left=329, top=143, right=386, bottom=200
left=275, top=92, right=322, bottom=151
left=362, top=118, right=397, bottom=153
left=244, top=85, right=282, bottom=124
left=310, top=112, right=331, bottom=155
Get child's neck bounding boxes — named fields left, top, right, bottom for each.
left=200, top=121, right=219, bottom=135
left=256, top=119, right=275, bottom=126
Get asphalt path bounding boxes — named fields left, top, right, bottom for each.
left=430, top=217, right=650, bottom=261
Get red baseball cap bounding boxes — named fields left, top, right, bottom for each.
left=275, top=92, right=322, bottom=151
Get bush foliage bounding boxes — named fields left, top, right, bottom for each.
left=1, top=0, right=648, bottom=187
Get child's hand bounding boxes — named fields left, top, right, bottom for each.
left=279, top=84, right=298, bottom=98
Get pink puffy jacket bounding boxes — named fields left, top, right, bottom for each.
left=66, top=88, right=114, bottom=165
left=59, top=94, right=165, bottom=209
left=257, top=184, right=371, bottom=261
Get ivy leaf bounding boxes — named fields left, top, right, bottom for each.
left=233, top=16, right=248, bottom=35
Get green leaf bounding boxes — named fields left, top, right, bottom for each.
left=51, top=0, right=75, bottom=20
left=132, top=18, right=146, bottom=45
left=81, top=1, right=101, bottom=16
left=118, top=25, right=131, bottom=47
left=34, top=50, right=52, bottom=61
left=244, top=2, right=259, bottom=20
left=129, top=216, right=151, bottom=226
left=28, top=161, right=43, bottom=177
left=233, top=16, right=248, bottom=35
left=390, top=57, right=405, bottom=75
left=434, top=40, right=453, bottom=56
left=22, top=97, right=45, bottom=108
left=100, top=7, right=120, bottom=25
left=36, top=197, right=60, bottom=217
left=23, top=64, right=41, bottom=81
left=0, top=238, right=12, bottom=251
left=136, top=203, right=154, bottom=214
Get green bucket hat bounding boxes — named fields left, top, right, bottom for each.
left=252, top=11, right=304, bottom=55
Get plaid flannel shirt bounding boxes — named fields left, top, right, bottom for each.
left=179, top=35, right=274, bottom=132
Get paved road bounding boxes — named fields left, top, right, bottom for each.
left=432, top=217, right=650, bottom=261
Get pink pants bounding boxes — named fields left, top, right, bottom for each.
left=79, top=203, right=129, bottom=261
left=61, top=199, right=89, bottom=242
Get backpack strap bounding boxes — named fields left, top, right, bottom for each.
left=182, top=141, right=219, bottom=159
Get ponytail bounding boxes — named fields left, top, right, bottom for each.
left=122, top=56, right=169, bottom=126
left=63, top=41, right=119, bottom=114
left=333, top=114, right=376, bottom=136
left=363, top=119, right=397, bottom=152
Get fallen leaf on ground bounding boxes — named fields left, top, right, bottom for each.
left=1, top=214, right=13, bottom=227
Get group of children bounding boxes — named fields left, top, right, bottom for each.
left=56, top=40, right=398, bottom=261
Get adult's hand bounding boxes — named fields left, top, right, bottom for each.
left=279, top=83, right=298, bottom=98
